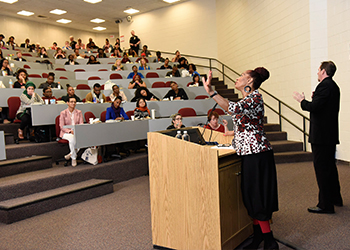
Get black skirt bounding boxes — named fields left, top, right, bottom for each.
left=241, top=150, right=279, bottom=221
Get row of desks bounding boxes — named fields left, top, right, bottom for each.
left=0, top=87, right=208, bottom=107
left=64, top=115, right=233, bottom=149
left=29, top=99, right=221, bottom=126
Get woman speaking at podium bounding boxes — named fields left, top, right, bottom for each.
left=203, top=68, right=279, bottom=250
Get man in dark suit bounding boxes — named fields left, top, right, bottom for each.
left=20, top=38, right=30, bottom=48
left=14, top=51, right=27, bottom=62
left=293, top=61, right=342, bottom=214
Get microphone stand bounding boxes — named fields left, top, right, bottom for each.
left=201, top=102, right=218, bottom=144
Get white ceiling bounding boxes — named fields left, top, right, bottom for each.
left=0, top=0, right=187, bottom=33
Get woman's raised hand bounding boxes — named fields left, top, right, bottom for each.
left=202, top=71, right=214, bottom=95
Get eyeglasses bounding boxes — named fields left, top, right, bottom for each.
left=175, top=118, right=182, bottom=121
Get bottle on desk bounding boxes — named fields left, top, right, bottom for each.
left=93, top=97, right=97, bottom=103
left=175, top=131, right=182, bottom=139
left=9, top=79, right=13, bottom=88
left=182, top=131, right=190, bottom=142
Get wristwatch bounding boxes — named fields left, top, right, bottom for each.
left=210, top=91, right=218, bottom=98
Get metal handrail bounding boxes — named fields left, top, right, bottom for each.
left=149, top=49, right=310, bottom=150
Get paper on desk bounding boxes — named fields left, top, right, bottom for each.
left=211, top=145, right=234, bottom=150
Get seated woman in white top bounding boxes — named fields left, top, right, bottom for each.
left=109, top=85, right=127, bottom=102
left=16, top=82, right=44, bottom=139
left=59, top=97, right=84, bottom=167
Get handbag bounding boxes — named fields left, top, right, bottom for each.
left=82, top=147, right=98, bottom=165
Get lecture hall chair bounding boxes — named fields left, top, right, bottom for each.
left=178, top=107, right=197, bottom=117
left=195, top=95, right=209, bottom=99
left=151, top=82, right=166, bottom=88
left=88, top=76, right=101, bottom=80
left=110, top=73, right=123, bottom=79
left=146, top=72, right=159, bottom=78
left=7, top=97, right=21, bottom=123
left=100, top=111, right=107, bottom=122
left=207, top=109, right=225, bottom=116
left=84, top=111, right=96, bottom=123
left=76, top=84, right=91, bottom=90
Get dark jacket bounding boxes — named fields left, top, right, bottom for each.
left=163, top=88, right=189, bottom=100
left=301, top=77, right=340, bottom=145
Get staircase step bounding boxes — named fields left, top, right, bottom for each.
left=211, top=80, right=225, bottom=86
left=0, top=178, right=113, bottom=224
left=4, top=133, right=15, bottom=145
left=274, top=151, right=313, bottom=164
left=265, top=131, right=287, bottom=141
left=264, top=123, right=280, bottom=132
left=217, top=89, right=234, bottom=94
left=270, top=140, right=303, bottom=153
left=0, top=123, right=20, bottom=136
left=6, top=141, right=69, bottom=161
left=214, top=84, right=228, bottom=90
left=0, top=155, right=52, bottom=178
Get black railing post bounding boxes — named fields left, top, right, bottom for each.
left=278, top=101, right=282, bottom=131
left=303, top=117, right=306, bottom=151
left=222, top=64, right=225, bottom=81
left=209, top=59, right=212, bottom=71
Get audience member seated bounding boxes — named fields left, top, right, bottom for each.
left=97, top=48, right=107, bottom=58
left=138, top=58, right=150, bottom=70
left=111, top=59, right=123, bottom=71
left=128, top=48, right=138, bottom=57
left=39, top=72, right=62, bottom=89
left=134, top=98, right=150, bottom=119
left=160, top=58, right=172, bottom=69
left=102, top=38, right=113, bottom=53
left=166, top=65, right=181, bottom=77
left=65, top=54, right=79, bottom=65
left=163, top=81, right=189, bottom=100
left=85, top=83, right=107, bottom=103
left=54, top=48, right=66, bottom=59
left=127, top=65, right=144, bottom=79
left=14, top=51, right=27, bottom=62
left=167, top=113, right=186, bottom=129
left=0, top=59, right=13, bottom=76
left=111, top=47, right=122, bottom=58
left=141, top=45, right=151, bottom=57
left=20, top=38, right=30, bottom=49
left=51, top=42, right=58, bottom=50
left=177, top=57, right=188, bottom=70
left=203, top=111, right=225, bottom=133
left=188, top=74, right=203, bottom=87
left=73, top=48, right=85, bottom=59
left=38, top=47, right=49, bottom=58
left=0, top=34, right=5, bottom=48
left=110, top=84, right=127, bottom=102
left=153, top=51, right=165, bottom=63
left=0, top=48, right=3, bottom=59
left=76, top=38, right=85, bottom=49
left=188, top=63, right=200, bottom=77
left=130, top=87, right=159, bottom=102
left=106, top=96, right=129, bottom=121
left=14, top=68, right=28, bottom=88
left=59, top=97, right=84, bottom=167
left=42, top=87, right=57, bottom=102
left=61, top=84, right=82, bottom=102
left=121, top=52, right=131, bottom=63
left=136, top=53, right=149, bottom=63
left=87, top=55, right=100, bottom=65
left=171, top=50, right=181, bottom=62
left=16, top=82, right=44, bottom=139
left=0, top=107, right=10, bottom=124
left=114, top=38, right=120, bottom=48
left=128, top=75, right=147, bottom=89
left=69, top=36, right=77, bottom=50
left=62, top=41, right=72, bottom=50
left=6, top=36, right=17, bottom=50
left=86, top=38, right=98, bottom=49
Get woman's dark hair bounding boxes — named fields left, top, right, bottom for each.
left=48, top=72, right=55, bottom=79
left=192, top=74, right=200, bottom=82
left=136, top=97, right=147, bottom=107
left=16, top=68, right=28, bottom=80
left=112, top=84, right=119, bottom=90
left=87, top=55, right=97, bottom=64
left=189, top=63, right=196, bottom=71
left=248, top=67, right=270, bottom=89
left=134, top=87, right=150, bottom=99
left=208, top=111, right=219, bottom=121
left=114, top=96, right=122, bottom=102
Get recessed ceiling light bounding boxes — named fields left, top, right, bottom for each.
left=84, top=0, right=102, bottom=4
left=50, top=9, right=67, bottom=15
left=163, top=0, right=180, bottom=3
left=17, top=10, right=34, bottom=16
left=124, top=8, right=139, bottom=14
left=56, top=19, right=72, bottom=24
left=93, top=26, right=106, bottom=31
left=0, top=0, right=18, bottom=4
left=90, top=18, right=105, bottom=23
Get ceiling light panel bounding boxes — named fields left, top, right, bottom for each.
left=56, top=19, right=72, bottom=24
left=90, top=18, right=105, bottom=23
left=84, top=0, right=102, bottom=4
left=93, top=26, right=106, bottom=31
left=0, top=0, right=18, bottom=4
left=17, top=10, right=34, bottom=16
left=50, top=9, right=67, bottom=15
left=124, top=8, right=139, bottom=14
left=163, top=0, right=180, bottom=3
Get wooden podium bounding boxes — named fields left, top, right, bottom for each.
left=148, top=127, right=252, bottom=250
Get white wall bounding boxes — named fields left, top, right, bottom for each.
left=119, top=0, right=218, bottom=59
left=0, top=15, right=118, bottom=49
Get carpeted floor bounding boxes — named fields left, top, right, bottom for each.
left=0, top=161, right=349, bottom=250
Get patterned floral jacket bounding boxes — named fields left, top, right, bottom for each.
left=229, top=89, right=272, bottom=156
